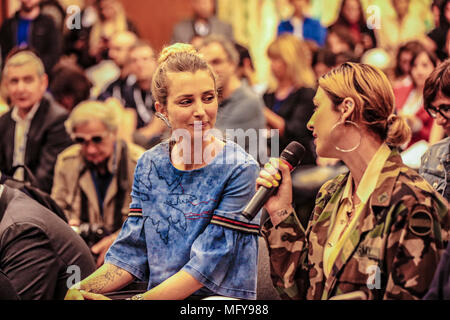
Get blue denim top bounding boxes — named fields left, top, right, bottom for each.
left=420, top=137, right=450, bottom=202
left=105, top=140, right=261, bottom=299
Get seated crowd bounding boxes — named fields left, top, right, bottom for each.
left=0, top=0, right=449, bottom=300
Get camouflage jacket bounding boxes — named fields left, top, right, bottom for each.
left=261, top=149, right=450, bottom=300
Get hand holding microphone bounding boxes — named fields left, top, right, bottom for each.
left=242, top=142, right=305, bottom=222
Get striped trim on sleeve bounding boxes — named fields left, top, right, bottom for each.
left=211, top=214, right=260, bottom=235
left=128, top=208, right=143, bottom=217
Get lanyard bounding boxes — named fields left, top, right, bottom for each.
left=133, top=88, right=153, bottom=124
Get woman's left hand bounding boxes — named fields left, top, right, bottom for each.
left=79, top=290, right=112, bottom=300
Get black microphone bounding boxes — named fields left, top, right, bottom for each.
left=242, top=141, right=305, bottom=221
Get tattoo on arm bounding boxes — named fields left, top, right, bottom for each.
left=270, top=207, right=295, bottom=226
left=276, top=208, right=291, bottom=218
left=82, top=265, right=127, bottom=293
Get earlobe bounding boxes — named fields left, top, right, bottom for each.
left=154, top=102, right=167, bottom=117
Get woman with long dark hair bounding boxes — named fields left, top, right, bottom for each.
left=329, top=0, right=377, bottom=57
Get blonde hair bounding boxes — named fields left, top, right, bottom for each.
left=65, top=100, right=118, bottom=135
left=151, top=43, right=217, bottom=108
left=89, top=0, right=128, bottom=54
left=267, top=34, right=316, bottom=90
left=3, top=50, right=45, bottom=78
left=319, top=62, right=411, bottom=147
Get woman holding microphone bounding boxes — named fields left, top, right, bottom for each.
left=258, top=62, right=450, bottom=300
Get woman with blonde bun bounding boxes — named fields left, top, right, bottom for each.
left=258, top=62, right=450, bottom=300
left=65, top=43, right=261, bottom=300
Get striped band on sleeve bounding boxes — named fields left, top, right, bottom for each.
left=128, top=208, right=143, bottom=217
left=211, top=214, right=260, bottom=235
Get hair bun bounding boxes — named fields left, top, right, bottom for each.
left=386, top=113, right=411, bottom=147
left=387, top=114, right=398, bottom=126
left=158, top=43, right=198, bottom=64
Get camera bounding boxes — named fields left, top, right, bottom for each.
left=71, top=223, right=110, bottom=248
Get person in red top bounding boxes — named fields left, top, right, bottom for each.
left=394, top=46, right=438, bottom=147
left=329, top=0, right=377, bottom=57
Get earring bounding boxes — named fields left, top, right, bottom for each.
left=155, top=112, right=171, bottom=129
left=330, top=120, right=361, bottom=153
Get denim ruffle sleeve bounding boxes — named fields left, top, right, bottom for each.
left=104, top=157, right=149, bottom=281
left=181, top=162, right=261, bottom=300
left=104, top=216, right=148, bottom=281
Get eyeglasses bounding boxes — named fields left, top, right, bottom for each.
left=426, top=104, right=450, bottom=120
left=73, top=133, right=108, bottom=145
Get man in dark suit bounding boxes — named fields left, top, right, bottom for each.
left=171, top=0, right=233, bottom=44
left=0, top=183, right=96, bottom=300
left=0, top=0, right=62, bottom=74
left=0, top=49, right=72, bottom=193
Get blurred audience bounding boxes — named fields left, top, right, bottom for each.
left=125, top=41, right=167, bottom=148
left=326, top=25, right=356, bottom=56
left=420, top=59, right=450, bottom=202
left=0, top=49, right=72, bottom=194
left=312, top=48, right=336, bottom=79
left=277, top=0, right=327, bottom=47
left=98, top=31, right=138, bottom=104
left=171, top=0, right=233, bottom=44
left=63, top=0, right=98, bottom=68
left=198, top=35, right=266, bottom=159
left=51, top=101, right=144, bottom=267
left=394, top=45, right=438, bottom=148
left=263, top=34, right=318, bottom=227
left=198, top=35, right=265, bottom=132
left=234, top=42, right=267, bottom=96
left=431, top=0, right=445, bottom=28
left=122, top=41, right=156, bottom=129
left=263, top=34, right=316, bottom=165
left=329, top=0, right=377, bottom=57
left=88, top=0, right=139, bottom=63
left=391, top=41, right=424, bottom=90
left=0, top=183, right=96, bottom=300
left=0, top=0, right=62, bottom=74
left=427, top=0, right=450, bottom=61
left=39, top=0, right=66, bottom=31
left=50, top=61, right=93, bottom=112
left=376, top=0, right=428, bottom=56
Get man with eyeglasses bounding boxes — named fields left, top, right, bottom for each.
left=419, top=59, right=450, bottom=202
left=51, top=101, right=144, bottom=267
left=422, top=60, right=450, bottom=300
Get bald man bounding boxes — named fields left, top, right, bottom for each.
left=98, top=31, right=138, bottom=103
